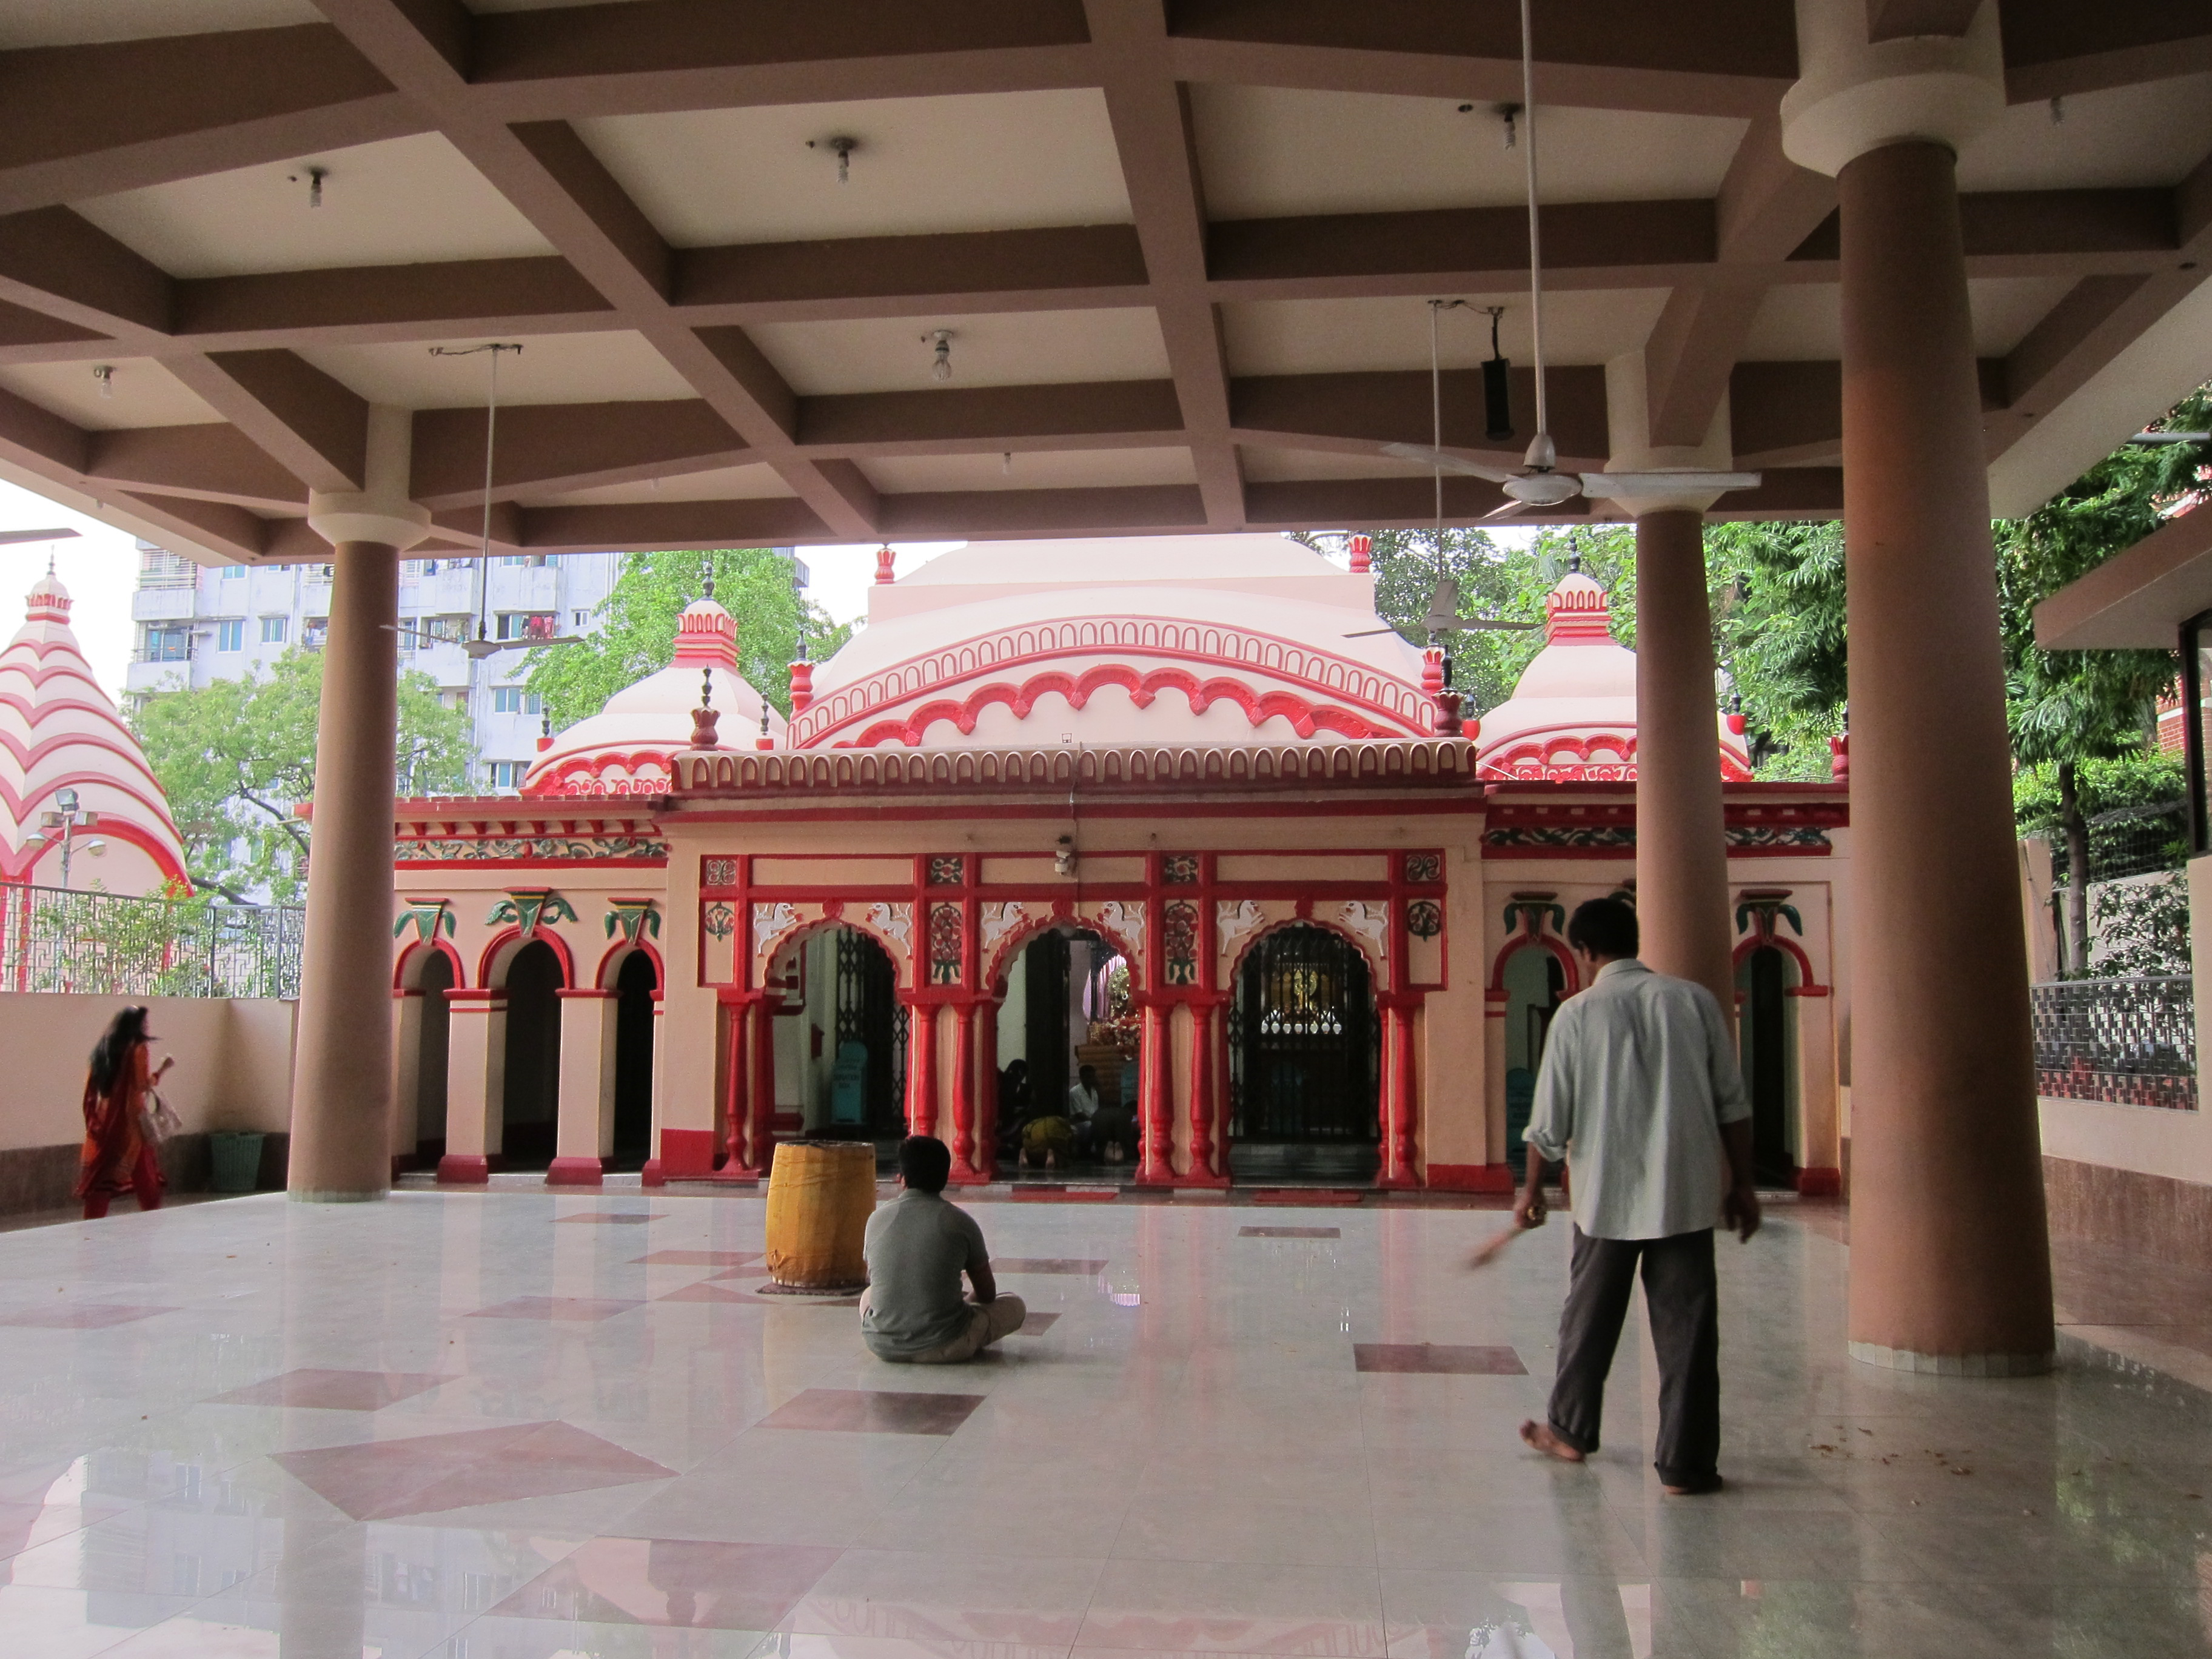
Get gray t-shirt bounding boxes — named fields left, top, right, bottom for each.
left=860, top=1188, right=989, bottom=1358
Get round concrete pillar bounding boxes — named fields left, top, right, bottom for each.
left=1837, top=139, right=2053, bottom=1372
left=1632, top=508, right=1737, bottom=1020
left=286, top=540, right=401, bottom=1201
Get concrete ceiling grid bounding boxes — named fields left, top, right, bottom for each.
left=0, top=1, right=2200, bottom=563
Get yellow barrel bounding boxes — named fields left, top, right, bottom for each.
left=763, top=1139, right=877, bottom=1290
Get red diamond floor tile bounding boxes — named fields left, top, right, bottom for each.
left=1352, top=1343, right=1527, bottom=1375
left=210, top=1368, right=455, bottom=1410
left=992, top=1259, right=1110, bottom=1274
left=489, top=1537, right=844, bottom=1628
left=0, top=1305, right=176, bottom=1329
left=554, top=1213, right=666, bottom=1225
left=760, top=1389, right=986, bottom=1436
left=273, top=1420, right=674, bottom=1521
left=469, top=1296, right=645, bottom=1321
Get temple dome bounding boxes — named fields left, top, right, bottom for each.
left=0, top=570, right=190, bottom=891
left=1475, top=567, right=1751, bottom=782
left=523, top=596, right=787, bottom=797
left=788, top=534, right=1433, bottom=749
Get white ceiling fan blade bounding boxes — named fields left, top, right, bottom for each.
left=1481, top=498, right=1531, bottom=521
left=1381, top=441, right=1518, bottom=485
left=1450, top=615, right=1543, bottom=631
left=1577, top=470, right=1763, bottom=499
left=1343, top=626, right=1407, bottom=638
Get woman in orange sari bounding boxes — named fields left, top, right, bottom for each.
left=75, top=1006, right=171, bottom=1219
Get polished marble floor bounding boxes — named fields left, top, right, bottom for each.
left=2, top=1190, right=2209, bottom=1658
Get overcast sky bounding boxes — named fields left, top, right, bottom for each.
left=0, top=483, right=1539, bottom=707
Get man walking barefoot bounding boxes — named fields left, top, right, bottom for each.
left=1513, top=897, right=1760, bottom=1495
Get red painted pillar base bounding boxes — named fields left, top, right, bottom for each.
left=435, top=1154, right=489, bottom=1185
left=545, top=1157, right=605, bottom=1187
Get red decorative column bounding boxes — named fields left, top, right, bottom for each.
left=973, top=996, right=1000, bottom=1181
left=950, top=1001, right=979, bottom=1181
left=720, top=999, right=750, bottom=1175
left=1378, top=1001, right=1418, bottom=1188
left=1136, top=1002, right=1173, bottom=1184
left=745, top=998, right=774, bottom=1174
left=903, top=996, right=937, bottom=1139
left=1186, top=1000, right=1219, bottom=1183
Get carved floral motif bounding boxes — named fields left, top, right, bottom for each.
left=396, top=836, right=667, bottom=864
left=488, top=889, right=578, bottom=939
left=927, top=902, right=964, bottom=985
left=1406, top=899, right=1444, bottom=940
left=1163, top=854, right=1200, bottom=884
left=1404, top=852, right=1443, bottom=884
left=702, top=903, right=736, bottom=942
left=1162, top=899, right=1199, bottom=986
left=702, top=857, right=740, bottom=888
left=927, top=855, right=966, bottom=885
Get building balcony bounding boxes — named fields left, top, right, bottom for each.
left=130, top=586, right=199, bottom=622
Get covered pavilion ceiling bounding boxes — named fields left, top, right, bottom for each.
left=0, top=1, right=2204, bottom=563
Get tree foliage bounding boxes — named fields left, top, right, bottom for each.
left=133, top=651, right=472, bottom=903
left=523, top=548, right=850, bottom=728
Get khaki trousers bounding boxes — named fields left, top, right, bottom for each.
left=867, top=1293, right=1028, bottom=1363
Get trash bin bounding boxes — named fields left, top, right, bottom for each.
left=762, top=1139, right=875, bottom=1293
left=209, top=1131, right=265, bottom=1194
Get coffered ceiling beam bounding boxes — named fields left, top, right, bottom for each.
left=85, top=423, right=308, bottom=511
left=1999, top=1, right=2212, bottom=100
left=1086, top=0, right=1244, bottom=526
left=166, top=349, right=369, bottom=494
left=410, top=398, right=748, bottom=506
left=0, top=26, right=420, bottom=216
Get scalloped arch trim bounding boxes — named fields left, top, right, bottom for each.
left=842, top=664, right=1392, bottom=748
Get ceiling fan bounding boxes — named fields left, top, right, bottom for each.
left=387, top=343, right=586, bottom=659
left=1346, top=573, right=1540, bottom=641
left=1382, top=0, right=1760, bottom=520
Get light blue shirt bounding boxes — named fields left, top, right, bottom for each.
left=1523, top=959, right=1751, bottom=1241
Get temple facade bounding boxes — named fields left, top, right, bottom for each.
left=387, top=535, right=1849, bottom=1193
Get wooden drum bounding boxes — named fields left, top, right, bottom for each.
left=763, top=1139, right=876, bottom=1292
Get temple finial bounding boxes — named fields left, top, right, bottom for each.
left=701, top=553, right=714, bottom=603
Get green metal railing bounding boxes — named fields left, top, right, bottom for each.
left=0, top=884, right=303, bottom=1000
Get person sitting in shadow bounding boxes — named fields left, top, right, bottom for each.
left=860, top=1135, right=1026, bottom=1364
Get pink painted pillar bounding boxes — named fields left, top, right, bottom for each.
left=973, top=997, right=1000, bottom=1181
left=1186, top=1000, right=1219, bottom=1182
left=746, top=998, right=774, bottom=1174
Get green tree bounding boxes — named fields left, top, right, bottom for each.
left=133, top=651, right=472, bottom=903
left=1997, top=386, right=2210, bottom=968
left=523, top=548, right=850, bottom=728
left=1707, top=520, right=1849, bottom=780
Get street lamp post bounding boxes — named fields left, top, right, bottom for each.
left=38, top=786, right=96, bottom=890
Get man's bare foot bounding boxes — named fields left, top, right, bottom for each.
left=1518, top=1420, right=1584, bottom=1464
left=1662, top=1473, right=1724, bottom=1496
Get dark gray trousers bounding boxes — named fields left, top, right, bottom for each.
left=1547, top=1225, right=1720, bottom=1487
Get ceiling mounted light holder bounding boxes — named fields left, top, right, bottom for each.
left=808, top=135, right=859, bottom=184
left=926, top=329, right=954, bottom=383
left=92, top=364, right=114, bottom=400
left=1497, top=103, right=1521, bottom=150
left=287, top=164, right=327, bottom=208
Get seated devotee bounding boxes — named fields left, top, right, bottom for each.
left=1067, top=1064, right=1101, bottom=1159
left=860, top=1136, right=1026, bottom=1363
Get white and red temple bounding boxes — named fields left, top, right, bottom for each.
left=1, top=571, right=189, bottom=896
left=389, top=536, right=1849, bottom=1193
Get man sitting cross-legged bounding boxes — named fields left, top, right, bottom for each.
left=860, top=1134, right=1028, bottom=1364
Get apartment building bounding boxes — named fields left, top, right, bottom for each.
left=127, top=546, right=622, bottom=793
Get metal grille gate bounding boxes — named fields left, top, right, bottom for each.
left=835, top=927, right=905, bottom=1134
left=1229, top=926, right=1379, bottom=1161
